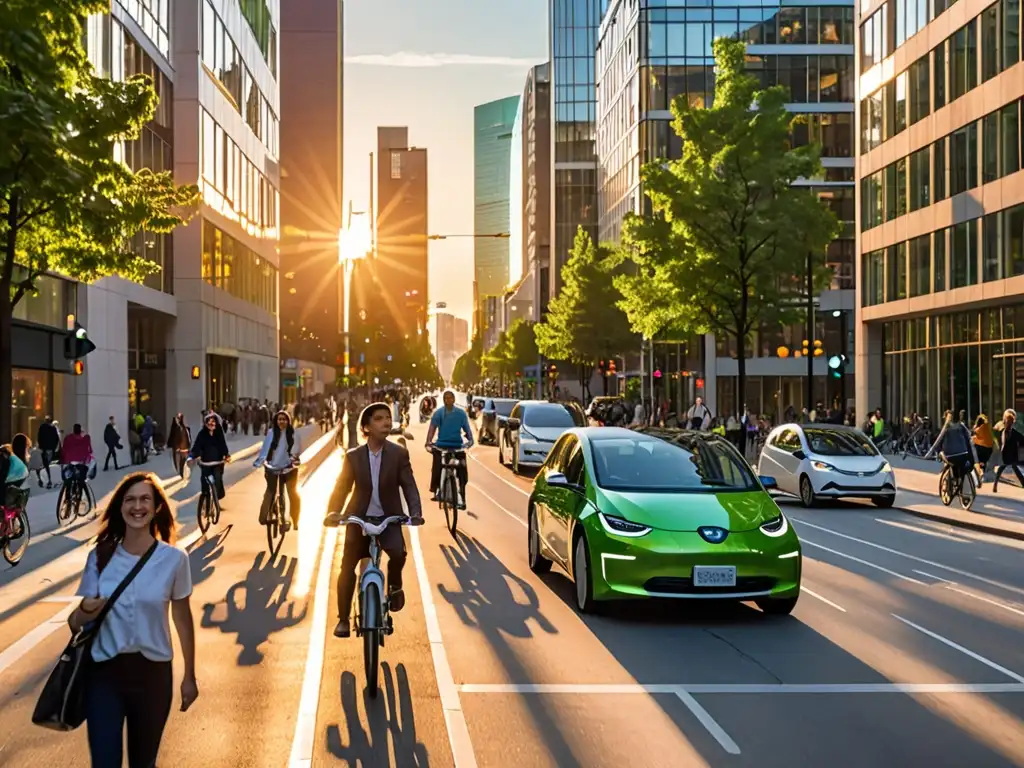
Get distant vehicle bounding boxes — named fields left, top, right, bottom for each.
left=757, top=423, right=897, bottom=508
left=501, top=400, right=585, bottom=473
left=585, top=396, right=627, bottom=426
left=479, top=398, right=517, bottom=445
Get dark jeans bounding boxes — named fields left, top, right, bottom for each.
left=86, top=652, right=172, bottom=768
left=104, top=445, right=120, bottom=471
left=201, top=463, right=226, bottom=500
left=40, top=449, right=55, bottom=484
left=995, top=462, right=1024, bottom=486
left=337, top=519, right=406, bottom=621
left=976, top=445, right=993, bottom=469
left=262, top=468, right=301, bottom=524
left=430, top=449, right=467, bottom=494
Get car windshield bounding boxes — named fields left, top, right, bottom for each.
left=590, top=434, right=759, bottom=492
left=494, top=400, right=516, bottom=416
left=523, top=404, right=580, bottom=428
left=804, top=428, right=879, bottom=456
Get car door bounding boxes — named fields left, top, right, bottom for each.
left=773, top=429, right=803, bottom=495
left=759, top=430, right=786, bottom=478
left=537, top=435, right=571, bottom=563
left=556, top=441, right=588, bottom=564
left=508, top=403, right=522, bottom=458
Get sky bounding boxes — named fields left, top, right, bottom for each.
left=342, top=0, right=548, bottom=325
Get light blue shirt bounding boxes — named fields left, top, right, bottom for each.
left=430, top=406, right=472, bottom=449
left=254, top=429, right=303, bottom=470
left=367, top=445, right=385, bottom=518
left=6, top=455, right=27, bottom=483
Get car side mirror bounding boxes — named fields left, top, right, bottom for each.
left=546, top=471, right=582, bottom=492
left=792, top=450, right=806, bottom=461
left=759, top=475, right=778, bottom=490
left=507, top=418, right=521, bottom=430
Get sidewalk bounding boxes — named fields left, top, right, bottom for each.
left=886, top=454, right=1024, bottom=540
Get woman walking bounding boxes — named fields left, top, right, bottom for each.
left=165, top=414, right=192, bottom=478
left=993, top=410, right=1024, bottom=492
left=972, top=414, right=994, bottom=483
left=70, top=472, right=197, bottom=767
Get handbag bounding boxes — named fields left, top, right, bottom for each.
left=31, top=540, right=158, bottom=731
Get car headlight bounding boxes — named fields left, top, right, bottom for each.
left=811, top=460, right=834, bottom=472
left=760, top=513, right=789, bottom=537
left=597, top=512, right=651, bottom=537
left=881, top=461, right=892, bottom=473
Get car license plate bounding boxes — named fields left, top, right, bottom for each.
left=692, top=566, right=737, bottom=588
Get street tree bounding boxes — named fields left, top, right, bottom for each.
left=0, top=0, right=199, bottom=438
left=613, top=38, right=839, bottom=448
left=482, top=330, right=512, bottom=386
left=506, top=317, right=537, bottom=394
left=452, top=333, right=483, bottom=389
left=535, top=228, right=637, bottom=399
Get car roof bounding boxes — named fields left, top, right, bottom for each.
left=774, top=422, right=861, bottom=434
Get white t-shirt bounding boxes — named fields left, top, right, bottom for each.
left=76, top=541, right=192, bottom=663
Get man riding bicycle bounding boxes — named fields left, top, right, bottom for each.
left=188, top=412, right=231, bottom=503
left=425, top=390, right=473, bottom=508
left=924, top=410, right=978, bottom=483
left=253, top=410, right=302, bottom=531
left=323, top=402, right=422, bottom=638
left=60, top=423, right=94, bottom=486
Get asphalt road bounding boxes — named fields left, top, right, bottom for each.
left=3, top=420, right=1024, bottom=766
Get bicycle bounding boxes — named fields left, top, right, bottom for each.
left=262, top=462, right=298, bottom=557
left=340, top=514, right=424, bottom=696
left=194, top=459, right=226, bottom=533
left=429, top=444, right=467, bottom=537
left=55, top=463, right=96, bottom=526
left=0, top=486, right=31, bottom=565
left=938, top=451, right=976, bottom=510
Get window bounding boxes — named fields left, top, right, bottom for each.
left=862, top=249, right=885, bottom=306
left=949, top=122, right=978, bottom=195
left=884, top=161, right=905, bottom=221
left=910, top=146, right=930, bottom=210
left=1004, top=204, right=1024, bottom=278
left=201, top=219, right=278, bottom=314
left=861, top=171, right=883, bottom=230
left=984, top=210, right=1002, bottom=280
left=893, top=72, right=907, bottom=135
left=909, top=55, right=929, bottom=124
left=951, top=219, right=978, bottom=288
left=1001, top=100, right=1021, bottom=176
left=909, top=235, right=931, bottom=296
left=982, top=3, right=1000, bottom=81
left=860, top=5, right=889, bottom=73
left=887, top=243, right=907, bottom=301
left=1004, top=0, right=1021, bottom=69
left=933, top=136, right=947, bottom=200
left=861, top=88, right=883, bottom=153
left=934, top=42, right=947, bottom=109
left=984, top=111, right=999, bottom=183
left=950, top=21, right=977, bottom=100
left=934, top=229, right=947, bottom=292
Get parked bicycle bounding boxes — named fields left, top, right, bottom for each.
left=0, top=486, right=30, bottom=565
left=194, top=459, right=227, bottom=533
left=55, top=462, right=95, bottom=525
left=340, top=514, right=424, bottom=696
left=429, top=444, right=467, bottom=537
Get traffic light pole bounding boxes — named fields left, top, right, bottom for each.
left=839, top=309, right=848, bottom=410
left=806, top=250, right=814, bottom=414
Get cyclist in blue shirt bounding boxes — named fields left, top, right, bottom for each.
left=424, top=390, right=473, bottom=507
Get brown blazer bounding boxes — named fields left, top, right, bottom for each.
left=326, top=441, right=423, bottom=519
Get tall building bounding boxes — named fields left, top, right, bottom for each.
left=596, top=0, right=857, bottom=418
left=278, top=0, right=345, bottom=401
left=433, top=311, right=460, bottom=382
left=550, top=0, right=600, bottom=300
left=172, top=0, right=282, bottom=418
left=510, top=97, right=526, bottom=288
left=523, top=64, right=552, bottom=320
left=474, top=97, right=520, bottom=302
left=855, top=0, right=1024, bottom=420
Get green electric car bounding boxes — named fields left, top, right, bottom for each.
left=527, top=427, right=802, bottom=615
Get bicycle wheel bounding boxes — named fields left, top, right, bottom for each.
left=959, top=473, right=976, bottom=510
left=85, top=483, right=97, bottom=516
left=266, top=498, right=280, bottom=553
left=211, top=491, right=221, bottom=525
left=73, top=484, right=88, bottom=518
left=939, top=467, right=953, bottom=506
left=445, top=475, right=459, bottom=536
left=197, top=492, right=211, bottom=534
left=3, top=511, right=30, bottom=565
left=362, top=582, right=381, bottom=696
left=55, top=484, right=72, bottom=526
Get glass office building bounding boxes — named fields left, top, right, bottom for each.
left=596, top=0, right=857, bottom=420
left=855, top=0, right=1024, bottom=421
left=474, top=96, right=520, bottom=300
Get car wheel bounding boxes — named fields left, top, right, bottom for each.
left=799, top=475, right=817, bottom=508
left=527, top=504, right=552, bottom=574
left=572, top=533, right=598, bottom=614
left=512, top=447, right=520, bottom=475
left=756, top=595, right=798, bottom=616
left=498, top=439, right=505, bottom=465
left=873, top=495, right=895, bottom=508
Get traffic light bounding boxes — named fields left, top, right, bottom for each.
left=191, top=366, right=201, bottom=380
left=72, top=360, right=84, bottom=375
left=828, top=354, right=847, bottom=379
left=63, top=323, right=96, bottom=360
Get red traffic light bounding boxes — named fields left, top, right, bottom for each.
left=696, top=377, right=705, bottom=389
left=73, top=360, right=84, bottom=375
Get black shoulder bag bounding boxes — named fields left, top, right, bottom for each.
left=32, top=539, right=158, bottom=731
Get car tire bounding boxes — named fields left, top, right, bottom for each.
left=572, top=533, right=599, bottom=614
left=799, top=475, right=817, bottom=508
left=512, top=447, right=520, bottom=475
left=498, top=439, right=505, bottom=466
left=873, top=495, right=895, bottom=508
left=527, top=504, right=552, bottom=575
left=756, top=595, right=798, bottom=616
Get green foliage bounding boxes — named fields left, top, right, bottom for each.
left=613, top=38, right=839, bottom=420
left=452, top=332, right=483, bottom=388
left=506, top=317, right=538, bottom=374
left=535, top=227, right=637, bottom=366
left=0, top=0, right=199, bottom=435
left=482, top=331, right=511, bottom=379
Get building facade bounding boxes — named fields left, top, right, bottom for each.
left=524, top=63, right=553, bottom=320
left=855, top=0, right=1024, bottom=421
left=278, top=0, right=345, bottom=401
left=551, top=0, right=601, bottom=301
left=474, top=97, right=520, bottom=302
left=596, top=0, right=857, bottom=420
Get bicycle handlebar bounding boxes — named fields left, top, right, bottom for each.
left=340, top=515, right=424, bottom=537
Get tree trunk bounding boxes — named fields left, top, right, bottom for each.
left=602, top=370, right=608, bottom=396
left=736, top=297, right=748, bottom=457
left=0, top=205, right=17, bottom=443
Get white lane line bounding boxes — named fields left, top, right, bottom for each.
left=912, top=569, right=955, bottom=583
left=409, top=523, right=478, bottom=767
left=38, top=596, right=79, bottom=603
left=944, top=585, right=1024, bottom=618
left=674, top=689, right=741, bottom=754
left=873, top=518, right=971, bottom=543
left=469, top=484, right=527, bottom=528
left=288, top=526, right=338, bottom=767
left=0, top=603, right=76, bottom=677
left=800, top=537, right=926, bottom=585
left=892, top=614, right=1024, bottom=683
left=800, top=586, right=846, bottom=612
left=457, top=682, right=1024, bottom=694
left=468, top=453, right=530, bottom=497
left=793, top=518, right=1024, bottom=597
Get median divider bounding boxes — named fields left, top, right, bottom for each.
left=296, top=427, right=340, bottom=487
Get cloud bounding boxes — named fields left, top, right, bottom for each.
left=344, top=52, right=542, bottom=68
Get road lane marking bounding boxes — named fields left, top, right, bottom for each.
left=792, top=518, right=1024, bottom=597
left=891, top=614, right=1024, bottom=683
left=469, top=485, right=527, bottom=528
left=675, top=689, right=741, bottom=754
left=943, top=585, right=1024, bottom=618
left=469, top=453, right=530, bottom=497
left=873, top=518, right=971, bottom=543
left=457, top=682, right=1024, bottom=694
left=912, top=569, right=955, bottom=583
left=409, top=522, right=478, bottom=766
left=288, top=527, right=337, bottom=767
left=800, top=537, right=926, bottom=585
left=38, top=596, right=78, bottom=603
left=800, top=586, right=846, bottom=612
left=0, top=603, right=76, bottom=677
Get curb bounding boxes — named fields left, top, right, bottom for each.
left=894, top=503, right=1024, bottom=541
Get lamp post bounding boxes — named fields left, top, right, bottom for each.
left=339, top=208, right=371, bottom=383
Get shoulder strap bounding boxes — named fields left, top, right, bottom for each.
left=91, top=540, right=159, bottom=628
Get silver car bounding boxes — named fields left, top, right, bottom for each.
left=501, top=400, right=585, bottom=474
